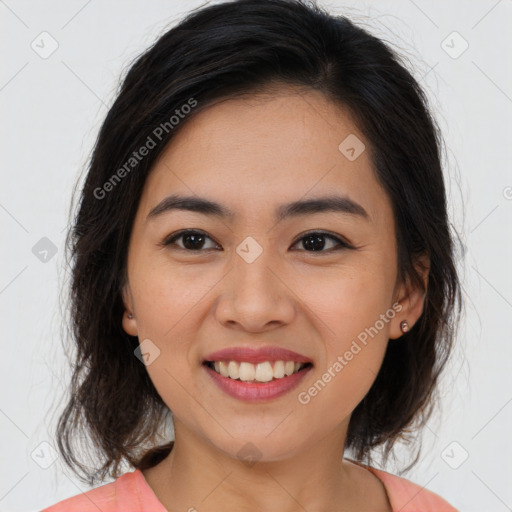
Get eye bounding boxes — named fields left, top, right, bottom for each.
left=161, top=229, right=352, bottom=253
left=162, top=230, right=220, bottom=251
left=290, top=231, right=353, bottom=253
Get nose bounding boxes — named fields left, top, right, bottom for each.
left=214, top=251, right=296, bottom=333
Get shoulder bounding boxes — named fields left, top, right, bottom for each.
left=366, top=466, right=459, bottom=512
left=40, top=469, right=162, bottom=512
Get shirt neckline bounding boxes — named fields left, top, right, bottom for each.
left=133, top=467, right=169, bottom=511
left=343, top=458, right=397, bottom=511
left=132, top=461, right=397, bottom=512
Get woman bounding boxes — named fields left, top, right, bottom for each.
left=42, top=0, right=462, bottom=510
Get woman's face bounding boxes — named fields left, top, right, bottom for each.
left=122, top=86, right=426, bottom=461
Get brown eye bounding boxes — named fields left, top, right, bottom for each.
left=162, top=229, right=352, bottom=253
left=291, top=231, right=352, bottom=253
left=163, top=230, right=219, bottom=251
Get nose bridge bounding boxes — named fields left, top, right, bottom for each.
left=215, top=235, right=295, bottom=329
left=232, top=235, right=282, bottom=299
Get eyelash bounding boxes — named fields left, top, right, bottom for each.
left=160, top=229, right=354, bottom=254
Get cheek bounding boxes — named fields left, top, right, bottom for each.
left=130, top=266, right=207, bottom=414
left=132, top=261, right=215, bottom=339
left=296, top=270, right=393, bottom=423
left=299, top=262, right=394, bottom=407
left=302, top=261, right=395, bottom=346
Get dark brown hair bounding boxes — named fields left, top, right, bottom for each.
left=55, top=0, right=463, bottom=486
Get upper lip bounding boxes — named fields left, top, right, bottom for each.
left=204, top=346, right=313, bottom=364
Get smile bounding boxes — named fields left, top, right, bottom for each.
left=204, top=360, right=312, bottom=383
left=202, top=360, right=313, bottom=402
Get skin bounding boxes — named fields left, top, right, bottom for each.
left=121, top=85, right=428, bottom=512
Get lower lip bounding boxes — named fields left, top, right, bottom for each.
left=203, top=363, right=313, bottom=402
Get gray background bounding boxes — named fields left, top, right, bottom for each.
left=1, top=1, right=511, bottom=511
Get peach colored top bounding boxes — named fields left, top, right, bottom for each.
left=41, top=464, right=458, bottom=511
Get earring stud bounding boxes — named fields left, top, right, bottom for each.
left=128, top=313, right=133, bottom=319
left=400, top=320, right=409, bottom=333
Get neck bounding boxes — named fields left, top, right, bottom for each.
left=142, top=419, right=370, bottom=512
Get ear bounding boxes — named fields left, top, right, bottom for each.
left=121, top=282, right=138, bottom=337
left=389, top=252, right=430, bottom=339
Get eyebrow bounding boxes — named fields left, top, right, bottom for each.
left=147, top=193, right=370, bottom=222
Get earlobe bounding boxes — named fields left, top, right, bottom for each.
left=122, top=310, right=138, bottom=336
left=390, top=254, right=429, bottom=339
left=121, top=284, right=138, bottom=336
left=389, top=287, right=422, bottom=339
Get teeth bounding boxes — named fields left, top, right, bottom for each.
left=227, top=361, right=239, bottom=379
left=209, top=360, right=308, bottom=382
left=273, top=360, right=285, bottom=379
left=255, top=362, right=273, bottom=382
left=239, top=362, right=256, bottom=381
left=218, top=361, right=229, bottom=378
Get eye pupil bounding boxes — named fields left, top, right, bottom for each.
left=303, top=234, right=326, bottom=251
left=183, top=232, right=205, bottom=250
left=166, top=230, right=347, bottom=253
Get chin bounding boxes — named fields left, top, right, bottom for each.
left=207, top=432, right=303, bottom=465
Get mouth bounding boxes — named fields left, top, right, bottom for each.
left=202, top=360, right=313, bottom=383
left=201, top=346, right=314, bottom=401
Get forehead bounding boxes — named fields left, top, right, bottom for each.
left=139, top=87, right=391, bottom=227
